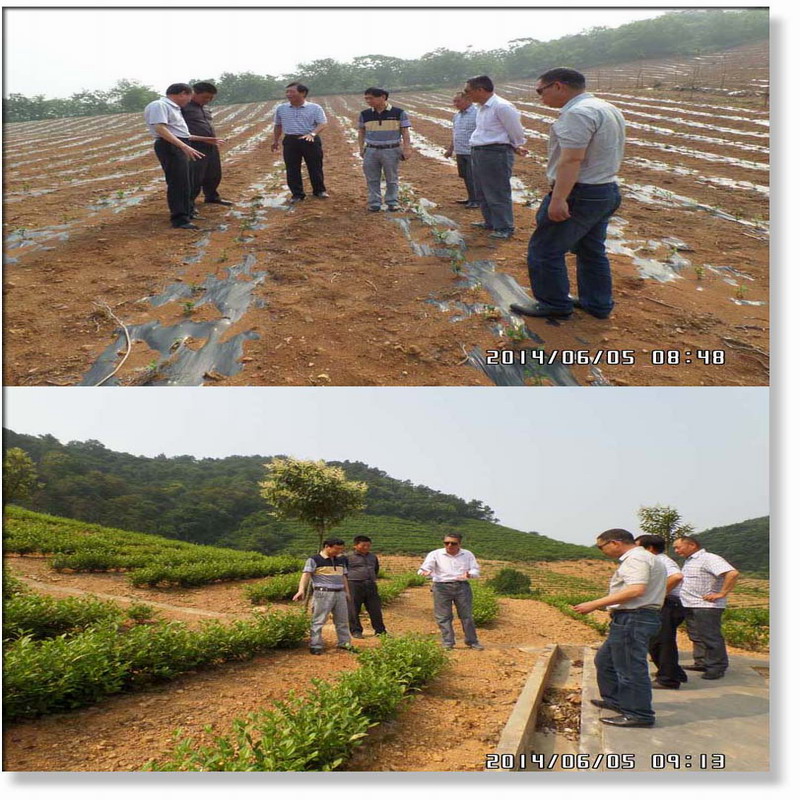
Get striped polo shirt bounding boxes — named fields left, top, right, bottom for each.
left=358, top=104, right=411, bottom=145
left=274, top=101, right=327, bottom=135
left=303, top=553, right=348, bottom=589
left=144, top=97, right=190, bottom=140
left=679, top=549, right=736, bottom=608
left=453, top=104, right=478, bottom=155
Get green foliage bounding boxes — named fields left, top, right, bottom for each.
left=721, top=607, right=769, bottom=651
left=260, top=458, right=367, bottom=549
left=376, top=572, right=426, bottom=605
left=245, top=572, right=303, bottom=604
left=696, top=517, right=769, bottom=576
left=539, top=593, right=610, bottom=635
left=3, top=593, right=124, bottom=642
left=487, top=567, right=531, bottom=596
left=127, top=555, right=303, bottom=588
left=471, top=584, right=500, bottom=626
left=3, top=569, right=27, bottom=598
left=146, top=635, right=447, bottom=771
left=638, top=504, right=695, bottom=546
left=3, top=609, right=307, bottom=721
left=126, top=603, right=158, bottom=623
left=3, top=447, right=41, bottom=507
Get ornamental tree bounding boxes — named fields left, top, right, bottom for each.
left=260, top=458, right=367, bottom=550
left=637, top=504, right=695, bottom=547
left=3, top=448, right=42, bottom=508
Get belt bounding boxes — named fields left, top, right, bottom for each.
left=611, top=606, right=660, bottom=615
left=314, top=587, right=344, bottom=592
left=435, top=580, right=466, bottom=584
left=366, top=142, right=400, bottom=149
left=472, top=143, right=513, bottom=149
left=284, top=133, right=315, bottom=138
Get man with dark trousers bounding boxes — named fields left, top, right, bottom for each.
left=635, top=534, right=688, bottom=690
left=271, top=82, right=328, bottom=203
left=181, top=82, right=233, bottom=208
left=573, top=529, right=666, bottom=727
left=144, top=83, right=218, bottom=229
left=346, top=535, right=387, bottom=638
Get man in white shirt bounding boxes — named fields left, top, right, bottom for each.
left=418, top=533, right=483, bottom=650
left=673, top=536, right=739, bottom=680
left=143, top=83, right=221, bottom=230
left=636, top=534, right=688, bottom=690
left=462, top=75, right=527, bottom=240
left=573, top=529, right=666, bottom=727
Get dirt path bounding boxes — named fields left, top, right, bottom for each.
left=4, top=555, right=599, bottom=771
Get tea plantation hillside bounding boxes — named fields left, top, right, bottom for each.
left=694, top=516, right=769, bottom=576
left=3, top=506, right=599, bottom=568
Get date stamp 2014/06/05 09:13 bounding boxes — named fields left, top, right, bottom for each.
left=484, top=752, right=727, bottom=770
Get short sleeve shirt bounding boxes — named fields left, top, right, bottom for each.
left=656, top=553, right=683, bottom=598
left=546, top=92, right=625, bottom=184
left=452, top=105, right=478, bottom=155
left=358, top=104, right=411, bottom=145
left=274, top=101, right=327, bottom=135
left=608, top=546, right=666, bottom=610
left=679, top=549, right=736, bottom=608
left=144, top=97, right=190, bottom=140
left=303, top=553, right=348, bottom=589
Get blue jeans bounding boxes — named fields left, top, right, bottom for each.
left=528, top=183, right=621, bottom=315
left=595, top=609, right=661, bottom=722
left=471, top=145, right=515, bottom=232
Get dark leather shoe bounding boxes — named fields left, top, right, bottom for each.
left=470, top=221, right=492, bottom=229
left=172, top=223, right=201, bottom=230
left=569, top=295, right=611, bottom=319
left=600, top=715, right=654, bottom=728
left=351, top=632, right=364, bottom=639
left=701, top=672, right=725, bottom=680
left=288, top=196, right=305, bottom=204
left=386, top=204, right=401, bottom=212
left=684, top=665, right=707, bottom=672
left=510, top=302, right=572, bottom=319
left=488, top=229, right=514, bottom=240
left=309, top=648, right=323, bottom=655
left=591, top=698, right=621, bottom=712
left=314, top=192, right=330, bottom=199
left=204, top=198, right=234, bottom=206
left=456, top=199, right=470, bottom=204
left=652, top=681, right=680, bottom=689
left=190, top=212, right=204, bottom=220
left=465, top=202, right=481, bottom=209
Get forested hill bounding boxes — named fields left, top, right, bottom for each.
left=3, top=429, right=501, bottom=547
left=694, top=516, right=769, bottom=576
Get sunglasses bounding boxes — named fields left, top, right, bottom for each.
left=443, top=541, right=460, bottom=546
left=536, top=82, right=556, bottom=96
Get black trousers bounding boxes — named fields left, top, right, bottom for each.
left=683, top=607, right=729, bottom=675
left=283, top=135, right=326, bottom=198
left=649, top=596, right=688, bottom=687
left=348, top=580, right=386, bottom=635
left=456, top=153, right=478, bottom=203
left=154, top=138, right=192, bottom=226
left=191, top=141, right=223, bottom=202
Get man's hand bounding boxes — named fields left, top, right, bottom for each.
left=182, top=145, right=205, bottom=161
left=548, top=197, right=571, bottom=222
left=572, top=601, right=599, bottom=614
left=444, top=147, right=454, bottom=159
left=301, top=133, right=316, bottom=142
left=402, top=147, right=412, bottom=160
left=702, top=592, right=725, bottom=602
left=292, top=590, right=304, bottom=602
left=514, top=146, right=529, bottom=157
left=271, top=141, right=280, bottom=152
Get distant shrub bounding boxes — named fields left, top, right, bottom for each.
left=126, top=602, right=158, bottom=623
left=488, top=568, right=531, bottom=596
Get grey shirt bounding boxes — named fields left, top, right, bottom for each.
left=608, top=546, right=667, bottom=610
left=346, top=551, right=380, bottom=582
left=546, top=92, right=625, bottom=184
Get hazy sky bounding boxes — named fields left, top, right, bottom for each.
left=4, top=387, right=768, bottom=545
left=3, top=6, right=670, bottom=98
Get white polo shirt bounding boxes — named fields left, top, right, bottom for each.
left=469, top=94, right=526, bottom=148
left=656, top=553, right=683, bottom=598
left=144, top=97, right=191, bottom=140
left=608, top=546, right=666, bottom=610
left=679, top=549, right=736, bottom=608
left=418, top=547, right=480, bottom=582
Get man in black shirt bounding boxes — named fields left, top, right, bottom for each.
left=347, top=535, right=387, bottom=637
left=181, top=82, right=233, bottom=209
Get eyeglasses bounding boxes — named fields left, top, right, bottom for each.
left=443, top=541, right=460, bottom=546
left=596, top=541, right=615, bottom=551
left=536, top=82, right=556, bottom=96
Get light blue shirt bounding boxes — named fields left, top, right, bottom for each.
left=143, top=97, right=190, bottom=140
left=452, top=104, right=478, bottom=155
left=275, top=101, right=327, bottom=135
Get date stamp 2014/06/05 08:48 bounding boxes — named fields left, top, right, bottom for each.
left=484, top=349, right=727, bottom=367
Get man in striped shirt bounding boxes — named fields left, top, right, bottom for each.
left=673, top=536, right=739, bottom=680
left=271, top=82, right=329, bottom=203
left=444, top=92, right=479, bottom=208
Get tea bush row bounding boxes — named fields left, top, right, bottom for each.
left=128, top=556, right=303, bottom=588
left=722, top=606, right=769, bottom=651
left=3, top=608, right=307, bottom=721
left=471, top=584, right=499, bottom=626
left=145, top=634, right=449, bottom=771
left=540, top=592, right=610, bottom=635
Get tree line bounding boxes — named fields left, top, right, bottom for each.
left=3, top=9, right=768, bottom=122
left=2, top=430, right=497, bottom=551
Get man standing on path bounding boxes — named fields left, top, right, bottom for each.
left=346, top=535, right=387, bottom=638
left=418, top=532, right=483, bottom=651
left=357, top=88, right=412, bottom=212
left=181, top=82, right=233, bottom=209
left=293, top=537, right=356, bottom=655
left=462, top=75, right=527, bottom=240
left=144, top=83, right=220, bottom=230
left=673, top=536, right=739, bottom=680
left=444, top=92, right=480, bottom=208
left=510, top=68, right=625, bottom=320
left=635, top=534, right=688, bottom=690
left=573, top=529, right=666, bottom=728
left=271, top=82, right=329, bottom=204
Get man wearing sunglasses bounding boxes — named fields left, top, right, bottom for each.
left=418, top=533, right=484, bottom=650
left=510, top=68, right=625, bottom=320
left=572, top=529, right=667, bottom=727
